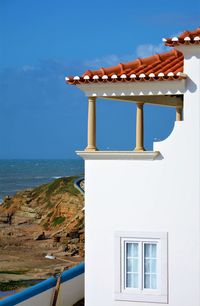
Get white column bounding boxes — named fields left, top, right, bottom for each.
left=176, top=106, right=183, bottom=121
left=134, top=103, right=145, bottom=152
left=85, top=97, right=97, bottom=151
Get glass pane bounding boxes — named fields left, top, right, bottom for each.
left=132, top=258, right=138, bottom=272
left=144, top=259, right=150, bottom=273
left=125, top=242, right=139, bottom=289
left=144, top=243, right=157, bottom=289
left=144, top=244, right=151, bottom=257
left=151, top=274, right=157, bottom=289
left=144, top=274, right=150, bottom=288
left=126, top=273, right=139, bottom=288
left=127, top=258, right=133, bottom=272
left=126, top=242, right=138, bottom=257
left=132, top=243, right=138, bottom=257
left=127, top=258, right=138, bottom=272
left=126, top=243, right=133, bottom=257
left=126, top=273, right=133, bottom=288
left=151, top=259, right=157, bottom=273
left=133, top=274, right=139, bottom=288
left=151, top=244, right=157, bottom=258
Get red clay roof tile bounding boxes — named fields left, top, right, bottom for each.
left=66, top=28, right=200, bottom=85
left=164, top=27, right=200, bottom=46
left=67, top=49, right=184, bottom=85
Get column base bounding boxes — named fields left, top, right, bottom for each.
left=84, top=146, right=97, bottom=152
left=134, top=147, right=145, bottom=152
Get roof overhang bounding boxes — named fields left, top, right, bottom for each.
left=77, top=79, right=186, bottom=97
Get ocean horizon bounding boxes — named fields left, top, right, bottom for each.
left=0, top=159, right=84, bottom=203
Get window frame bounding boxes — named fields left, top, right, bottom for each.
left=115, top=231, right=168, bottom=303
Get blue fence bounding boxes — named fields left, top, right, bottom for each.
left=74, top=177, right=84, bottom=195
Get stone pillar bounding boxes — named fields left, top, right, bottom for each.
left=134, top=103, right=145, bottom=152
left=176, top=106, right=183, bottom=121
left=85, top=97, right=97, bottom=151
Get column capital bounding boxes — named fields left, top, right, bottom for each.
left=136, top=102, right=144, bottom=107
left=88, top=96, right=96, bottom=102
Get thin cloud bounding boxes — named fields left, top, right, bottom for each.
left=134, top=30, right=182, bottom=59
left=22, top=65, right=36, bottom=72
left=136, top=43, right=169, bottom=58
left=84, top=54, right=134, bottom=70
left=0, top=59, right=85, bottom=111
left=82, top=42, right=170, bottom=71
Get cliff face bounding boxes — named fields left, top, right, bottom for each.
left=1, top=176, right=83, bottom=228
left=0, top=177, right=84, bottom=285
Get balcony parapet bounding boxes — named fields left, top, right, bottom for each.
left=76, top=151, right=161, bottom=160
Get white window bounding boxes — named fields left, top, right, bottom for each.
left=115, top=232, right=168, bottom=303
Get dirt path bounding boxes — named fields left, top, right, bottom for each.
left=0, top=224, right=83, bottom=284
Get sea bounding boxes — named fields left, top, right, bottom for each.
left=0, top=159, right=84, bottom=204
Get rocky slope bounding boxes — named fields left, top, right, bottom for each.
left=0, top=176, right=84, bottom=289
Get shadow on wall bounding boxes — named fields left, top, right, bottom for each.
left=145, top=104, right=177, bottom=150
left=186, top=77, right=197, bottom=93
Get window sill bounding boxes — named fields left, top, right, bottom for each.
left=115, top=292, right=168, bottom=303
left=76, top=150, right=161, bottom=160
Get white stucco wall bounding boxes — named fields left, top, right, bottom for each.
left=84, top=45, right=200, bottom=306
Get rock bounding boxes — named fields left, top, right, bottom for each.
left=53, top=236, right=61, bottom=243
left=70, top=238, right=79, bottom=244
left=60, top=237, right=69, bottom=244
left=7, top=232, right=14, bottom=236
left=17, top=220, right=28, bottom=225
left=35, top=232, right=46, bottom=240
left=4, top=195, right=12, bottom=201
left=70, top=248, right=79, bottom=256
left=67, top=230, right=79, bottom=239
left=0, top=176, right=85, bottom=259
left=25, top=198, right=32, bottom=204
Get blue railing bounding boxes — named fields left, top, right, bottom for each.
left=74, top=177, right=84, bottom=195
left=0, top=263, right=84, bottom=306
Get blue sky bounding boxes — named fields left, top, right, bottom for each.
left=0, top=0, right=199, bottom=159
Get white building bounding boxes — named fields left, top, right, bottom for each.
left=66, top=27, right=200, bottom=306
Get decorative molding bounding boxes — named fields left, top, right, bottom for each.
left=77, top=79, right=186, bottom=97
left=76, top=151, right=161, bottom=160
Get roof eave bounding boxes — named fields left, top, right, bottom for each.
left=75, top=78, right=186, bottom=97
left=66, top=74, right=186, bottom=86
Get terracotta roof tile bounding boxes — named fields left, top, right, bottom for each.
left=164, top=27, right=200, bottom=46
left=66, top=49, right=184, bottom=85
